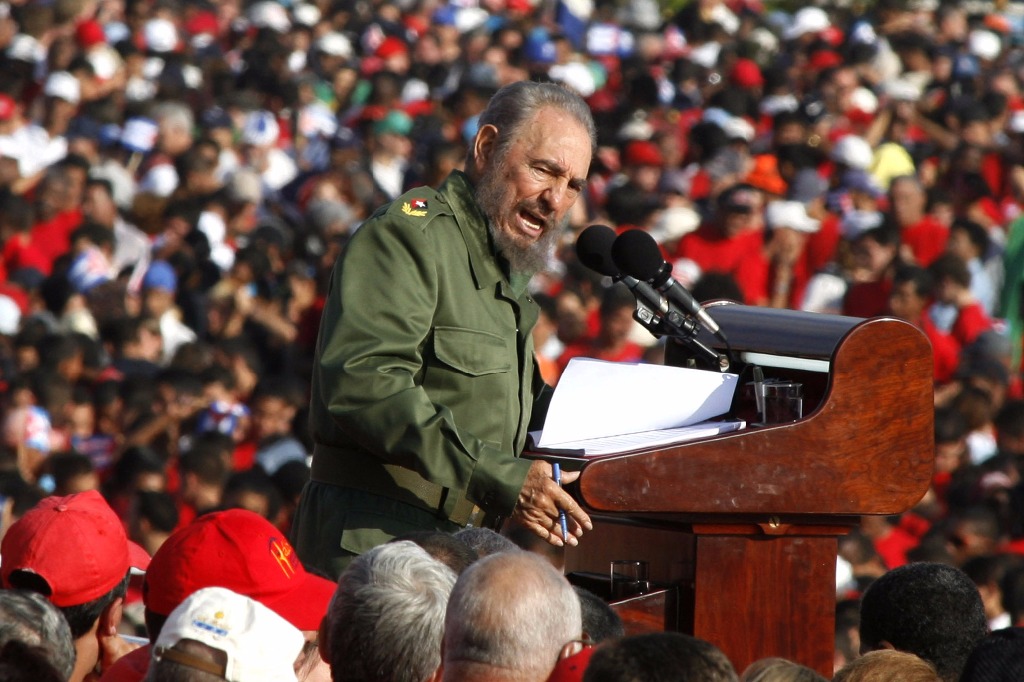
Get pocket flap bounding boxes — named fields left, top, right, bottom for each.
left=433, top=326, right=511, bottom=376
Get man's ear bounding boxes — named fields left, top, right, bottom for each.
left=558, top=639, right=585, bottom=660
left=471, top=124, right=499, bottom=175
left=99, top=595, right=124, bottom=636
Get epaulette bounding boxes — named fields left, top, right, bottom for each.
left=383, top=186, right=454, bottom=224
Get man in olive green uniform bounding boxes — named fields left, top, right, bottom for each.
left=293, top=81, right=594, bottom=578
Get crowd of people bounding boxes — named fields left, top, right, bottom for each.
left=3, top=0, right=1024, bottom=678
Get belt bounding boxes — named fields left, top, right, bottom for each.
left=310, top=444, right=483, bottom=527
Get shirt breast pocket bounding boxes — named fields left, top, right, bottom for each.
left=433, top=326, right=511, bottom=375
left=428, top=326, right=514, bottom=443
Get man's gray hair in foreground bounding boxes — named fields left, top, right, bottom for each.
left=0, top=589, right=76, bottom=680
left=443, top=550, right=583, bottom=681
left=327, top=540, right=457, bottom=682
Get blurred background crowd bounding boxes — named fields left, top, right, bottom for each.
left=3, top=0, right=1024, bottom=676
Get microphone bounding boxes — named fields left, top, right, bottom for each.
left=611, top=229, right=723, bottom=337
left=575, top=225, right=689, bottom=331
left=574, top=224, right=620, bottom=278
left=575, top=225, right=730, bottom=372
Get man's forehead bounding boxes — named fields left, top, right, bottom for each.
left=520, top=110, right=592, bottom=169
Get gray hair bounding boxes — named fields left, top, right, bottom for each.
left=470, top=81, right=597, bottom=167
left=453, top=527, right=519, bottom=557
left=153, top=102, right=195, bottom=134
left=328, top=541, right=457, bottom=682
left=443, top=550, right=582, bottom=679
left=0, top=589, right=76, bottom=680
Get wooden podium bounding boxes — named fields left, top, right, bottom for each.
left=551, top=305, right=935, bottom=676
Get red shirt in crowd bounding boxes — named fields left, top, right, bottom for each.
left=842, top=278, right=892, bottom=319
left=29, top=208, right=82, bottom=269
left=676, top=226, right=769, bottom=305
left=557, top=339, right=645, bottom=374
left=901, top=215, right=949, bottom=267
left=950, top=301, right=995, bottom=348
left=921, top=315, right=961, bottom=385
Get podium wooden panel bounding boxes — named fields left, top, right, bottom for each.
left=548, top=306, right=935, bottom=677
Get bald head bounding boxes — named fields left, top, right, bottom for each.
left=442, top=551, right=582, bottom=682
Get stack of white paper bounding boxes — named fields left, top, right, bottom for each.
left=531, top=358, right=743, bottom=456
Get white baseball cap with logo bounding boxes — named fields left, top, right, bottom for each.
left=153, top=586, right=303, bottom=682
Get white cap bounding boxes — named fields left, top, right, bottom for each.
left=688, top=41, right=720, bottom=69
left=766, top=200, right=821, bottom=233
left=143, top=18, right=179, bottom=53
left=87, top=46, right=122, bottom=81
left=841, top=210, right=884, bottom=240
left=153, top=587, right=303, bottom=682
left=6, top=33, right=43, bottom=63
left=884, top=78, right=923, bottom=102
left=831, top=135, right=873, bottom=171
left=722, top=116, right=755, bottom=142
left=1009, top=110, right=1024, bottom=133
left=650, top=206, right=700, bottom=243
left=548, top=62, right=596, bottom=97
left=44, top=71, right=80, bottom=104
left=292, top=3, right=321, bottom=27
left=241, top=110, right=280, bottom=147
left=314, top=32, right=352, bottom=58
left=0, top=294, right=20, bottom=335
left=785, top=7, right=830, bottom=41
left=968, top=29, right=1001, bottom=61
left=454, top=7, right=489, bottom=33
left=849, top=86, right=878, bottom=114
left=249, top=1, right=291, bottom=32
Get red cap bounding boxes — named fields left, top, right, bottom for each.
left=547, top=645, right=596, bottom=682
left=623, top=140, right=663, bottom=167
left=0, top=94, right=16, bottom=121
left=1, top=490, right=151, bottom=607
left=185, top=11, right=220, bottom=37
left=143, top=509, right=335, bottom=631
left=76, top=19, right=106, bottom=48
left=507, top=0, right=535, bottom=13
left=376, top=36, right=408, bottom=60
left=730, top=58, right=764, bottom=88
left=808, top=50, right=843, bottom=71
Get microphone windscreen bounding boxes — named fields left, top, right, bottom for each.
left=611, top=229, right=664, bottom=281
left=575, top=224, right=620, bottom=277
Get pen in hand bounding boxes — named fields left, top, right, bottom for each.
left=552, top=462, right=569, bottom=543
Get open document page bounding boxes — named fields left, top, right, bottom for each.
left=530, top=358, right=744, bottom=456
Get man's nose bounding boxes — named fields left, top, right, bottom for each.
left=541, top=181, right=571, bottom=215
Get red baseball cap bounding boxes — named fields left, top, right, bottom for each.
left=729, top=58, right=764, bottom=88
left=623, top=140, right=663, bottom=167
left=0, top=490, right=151, bottom=607
left=808, top=50, right=843, bottom=71
left=75, top=19, right=107, bottom=48
left=0, top=94, right=16, bottom=121
left=376, top=36, right=408, bottom=60
left=143, top=509, right=335, bottom=631
left=547, top=645, right=596, bottom=682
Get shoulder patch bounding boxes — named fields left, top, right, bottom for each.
left=401, top=198, right=429, bottom=216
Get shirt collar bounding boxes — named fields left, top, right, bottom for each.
left=439, top=170, right=507, bottom=291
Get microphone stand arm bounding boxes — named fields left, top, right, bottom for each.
left=632, top=303, right=731, bottom=372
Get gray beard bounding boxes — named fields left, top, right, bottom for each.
left=475, top=166, right=563, bottom=275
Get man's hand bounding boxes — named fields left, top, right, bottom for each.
left=510, top=460, right=592, bottom=548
